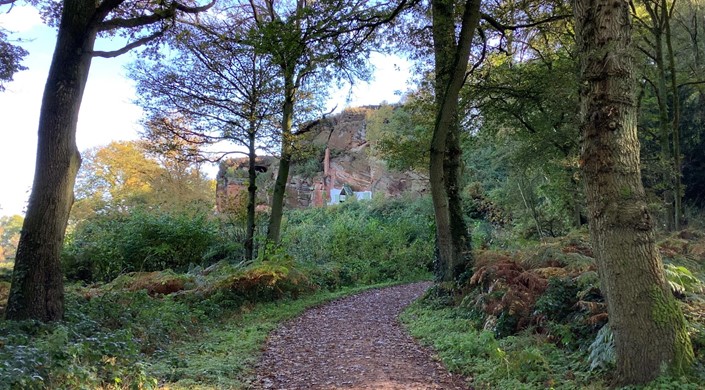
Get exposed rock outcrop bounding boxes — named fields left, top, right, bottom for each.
left=216, top=106, right=428, bottom=211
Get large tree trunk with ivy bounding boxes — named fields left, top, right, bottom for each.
left=6, top=2, right=96, bottom=321
left=574, top=0, right=693, bottom=384
left=444, top=123, right=471, bottom=275
left=246, top=124, right=258, bottom=261
left=430, top=0, right=480, bottom=283
left=267, top=73, right=296, bottom=243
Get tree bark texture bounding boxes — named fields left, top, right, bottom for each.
left=445, top=124, right=471, bottom=274
left=574, top=0, right=694, bottom=384
left=246, top=125, right=257, bottom=261
left=267, top=71, right=295, bottom=243
left=6, top=1, right=96, bottom=321
left=430, top=0, right=480, bottom=282
left=663, top=0, right=682, bottom=230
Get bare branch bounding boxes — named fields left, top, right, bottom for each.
left=466, top=27, right=488, bottom=81
left=93, top=0, right=126, bottom=23
left=636, top=44, right=657, bottom=61
left=175, top=0, right=215, bottom=13
left=0, top=0, right=16, bottom=8
left=98, top=0, right=215, bottom=31
left=678, top=79, right=705, bottom=88
left=99, top=13, right=167, bottom=31
left=481, top=13, right=572, bottom=32
left=91, top=29, right=166, bottom=58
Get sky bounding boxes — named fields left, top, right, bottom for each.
left=0, top=5, right=412, bottom=217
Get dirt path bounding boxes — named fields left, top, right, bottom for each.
left=251, top=282, right=469, bottom=390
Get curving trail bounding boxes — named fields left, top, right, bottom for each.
left=252, top=282, right=469, bottom=390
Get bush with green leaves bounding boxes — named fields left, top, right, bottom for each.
left=0, top=283, right=228, bottom=389
left=401, top=294, right=606, bottom=389
left=0, top=303, right=158, bottom=389
left=62, top=208, right=222, bottom=282
left=280, top=196, right=435, bottom=287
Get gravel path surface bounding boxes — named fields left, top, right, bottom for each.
left=252, top=282, right=469, bottom=390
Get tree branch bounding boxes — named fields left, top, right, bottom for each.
left=481, top=13, right=571, bottom=32
left=91, top=29, right=166, bottom=58
left=466, top=27, right=488, bottom=81
left=678, top=79, right=705, bottom=88
left=97, top=0, right=215, bottom=31
left=175, top=0, right=215, bottom=13
left=94, top=0, right=126, bottom=23
left=99, top=13, right=167, bottom=31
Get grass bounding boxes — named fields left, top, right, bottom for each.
left=394, top=228, right=705, bottom=390
left=0, top=264, right=427, bottom=390
left=400, top=296, right=608, bottom=390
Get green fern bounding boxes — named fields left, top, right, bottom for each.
left=588, top=323, right=615, bottom=371
left=664, top=264, right=703, bottom=295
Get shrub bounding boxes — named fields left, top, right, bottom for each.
left=0, top=314, right=155, bottom=389
left=280, top=196, right=434, bottom=288
left=588, top=323, right=615, bottom=371
left=534, top=277, right=580, bottom=323
left=401, top=294, right=606, bottom=389
left=63, top=209, right=221, bottom=282
left=214, top=248, right=315, bottom=303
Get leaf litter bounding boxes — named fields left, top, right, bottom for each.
left=252, top=282, right=469, bottom=390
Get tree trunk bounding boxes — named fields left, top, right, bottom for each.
left=267, top=70, right=295, bottom=243
left=430, top=0, right=480, bottom=282
left=246, top=125, right=257, bottom=261
left=570, top=175, right=583, bottom=228
left=574, top=0, right=694, bottom=384
left=445, top=120, right=472, bottom=276
left=654, top=17, right=675, bottom=231
left=6, top=2, right=97, bottom=321
left=663, top=0, right=682, bottom=230
left=644, top=0, right=677, bottom=230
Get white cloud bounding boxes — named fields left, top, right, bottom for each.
left=0, top=6, right=42, bottom=32
left=328, top=53, right=413, bottom=111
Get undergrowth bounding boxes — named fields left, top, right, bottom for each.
left=401, top=229, right=705, bottom=389
left=401, top=295, right=606, bottom=390
left=1, top=197, right=434, bottom=389
left=0, top=272, right=416, bottom=389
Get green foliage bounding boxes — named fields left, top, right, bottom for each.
left=214, top=252, right=315, bottom=304
left=0, top=29, right=28, bottom=92
left=0, top=214, right=22, bottom=262
left=625, top=375, right=704, bottom=390
left=365, top=97, right=433, bottom=172
left=0, top=300, right=159, bottom=389
left=401, top=294, right=606, bottom=389
left=588, top=324, right=615, bottom=371
left=290, top=144, right=325, bottom=179
left=534, top=277, right=580, bottom=323
left=461, top=49, right=584, bottom=243
left=280, top=196, right=435, bottom=286
left=664, top=264, right=704, bottom=296
left=62, top=194, right=434, bottom=289
left=12, top=193, right=436, bottom=388
left=62, top=209, right=221, bottom=282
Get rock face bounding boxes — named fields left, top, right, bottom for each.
left=216, top=106, right=428, bottom=211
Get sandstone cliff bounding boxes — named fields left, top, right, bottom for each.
left=216, top=106, right=428, bottom=211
